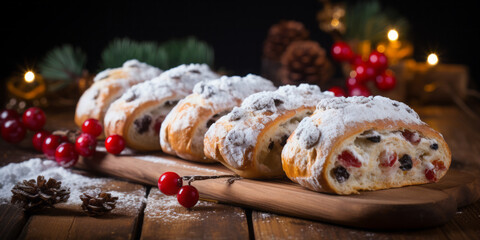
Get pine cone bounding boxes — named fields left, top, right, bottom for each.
left=263, top=20, right=310, bottom=61
left=280, top=40, right=334, bottom=86
left=11, top=175, right=70, bottom=211
left=80, top=189, right=118, bottom=217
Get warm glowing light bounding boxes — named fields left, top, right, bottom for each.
left=424, top=83, right=437, bottom=92
left=376, top=44, right=386, bottom=53
left=331, top=18, right=340, bottom=27
left=387, top=29, right=399, bottom=41
left=24, top=71, right=35, bottom=83
left=427, top=53, right=439, bottom=65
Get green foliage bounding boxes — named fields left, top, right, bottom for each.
left=344, top=0, right=409, bottom=43
left=38, top=44, right=87, bottom=81
left=100, top=38, right=169, bottom=70
left=99, top=36, right=214, bottom=70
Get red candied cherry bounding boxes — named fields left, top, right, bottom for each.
left=338, top=150, right=362, bottom=168
left=75, top=133, right=97, bottom=157
left=22, top=107, right=46, bottom=131
left=42, top=135, right=66, bottom=159
left=105, top=134, right=125, bottom=154
left=348, top=84, right=371, bottom=97
left=328, top=86, right=346, bottom=97
left=378, top=150, right=397, bottom=167
left=402, top=130, right=420, bottom=145
left=158, top=172, right=183, bottom=195
left=32, top=130, right=50, bottom=152
left=331, top=41, right=354, bottom=62
left=375, top=70, right=396, bottom=91
left=55, top=142, right=78, bottom=168
left=425, top=160, right=447, bottom=182
left=177, top=185, right=199, bottom=209
left=353, top=62, right=376, bottom=82
left=82, top=118, right=103, bottom=137
left=432, top=160, right=446, bottom=171
left=368, top=50, right=388, bottom=72
left=1, top=119, right=26, bottom=143
left=0, top=109, right=19, bottom=126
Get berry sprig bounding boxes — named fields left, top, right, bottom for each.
left=1, top=107, right=126, bottom=168
left=328, top=41, right=397, bottom=97
left=158, top=172, right=241, bottom=209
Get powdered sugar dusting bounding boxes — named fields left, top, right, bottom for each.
left=0, top=158, right=146, bottom=215
left=206, top=84, right=332, bottom=168
left=93, top=59, right=162, bottom=82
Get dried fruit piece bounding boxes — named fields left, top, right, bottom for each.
left=332, top=166, right=350, bottom=183
left=402, top=130, right=420, bottom=145
left=379, top=150, right=397, bottom=167
left=430, top=143, right=439, bottom=150
left=399, top=154, right=413, bottom=171
left=338, top=150, right=361, bottom=168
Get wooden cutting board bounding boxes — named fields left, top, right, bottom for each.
left=76, top=151, right=480, bottom=230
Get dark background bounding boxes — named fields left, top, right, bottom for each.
left=1, top=0, right=479, bottom=99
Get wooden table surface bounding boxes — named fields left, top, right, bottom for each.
left=1, top=104, right=479, bottom=240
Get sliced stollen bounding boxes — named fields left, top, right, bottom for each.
left=103, top=64, right=219, bottom=151
left=281, top=96, right=452, bottom=195
left=74, top=59, right=162, bottom=130
left=160, top=74, right=276, bottom=162
left=204, top=84, right=333, bottom=178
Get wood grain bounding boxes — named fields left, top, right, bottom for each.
left=0, top=204, right=27, bottom=240
left=140, top=188, right=249, bottom=240
left=75, top=153, right=480, bottom=229
left=17, top=175, right=146, bottom=240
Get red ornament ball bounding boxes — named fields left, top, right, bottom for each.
left=353, top=62, right=376, bottom=82
left=375, top=71, right=397, bottom=91
left=82, top=119, right=103, bottom=137
left=348, top=85, right=371, bottom=97
left=42, top=135, right=66, bottom=160
left=368, top=51, right=388, bottom=72
left=1, top=119, right=26, bottom=143
left=349, top=54, right=364, bottom=66
left=75, top=133, right=97, bottom=157
left=105, top=134, right=125, bottom=155
left=158, top=172, right=183, bottom=196
left=55, top=142, right=78, bottom=168
left=0, top=109, right=19, bottom=126
left=346, top=77, right=363, bottom=90
left=327, top=86, right=346, bottom=97
left=32, top=130, right=50, bottom=152
left=331, top=41, right=354, bottom=62
left=177, top=185, right=199, bottom=209
left=22, top=107, right=46, bottom=131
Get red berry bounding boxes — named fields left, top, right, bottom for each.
left=22, top=107, right=46, bottom=131
left=327, top=86, right=346, bottom=97
left=0, top=109, right=19, bottom=126
left=42, top=135, right=66, bottom=159
left=158, top=172, right=183, bottom=195
left=402, top=130, right=420, bottom=145
left=32, top=130, right=50, bottom=152
left=353, top=62, right=376, bottom=82
left=425, top=168, right=436, bottom=182
left=82, top=118, right=103, bottom=137
left=368, top=51, right=388, bottom=72
left=338, top=150, right=362, bottom=168
left=177, top=185, right=199, bottom=209
left=348, top=85, right=371, bottom=97
left=378, top=150, right=397, bottom=167
left=1, top=119, right=26, bottom=143
left=75, top=133, right=97, bottom=157
left=105, top=134, right=125, bottom=154
left=375, top=71, right=396, bottom=91
left=346, top=77, right=362, bottom=89
left=55, top=142, right=78, bottom=168
left=331, top=41, right=354, bottom=62
left=349, top=54, right=364, bottom=66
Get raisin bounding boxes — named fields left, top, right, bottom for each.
left=332, top=166, right=350, bottom=183
left=399, top=154, right=413, bottom=171
left=430, top=143, right=438, bottom=150
left=366, top=136, right=381, bottom=143
left=134, top=115, right=152, bottom=134
left=402, top=130, right=420, bottom=145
